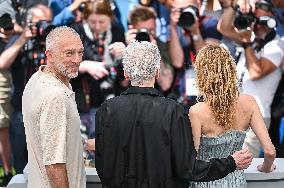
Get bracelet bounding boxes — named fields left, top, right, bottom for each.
left=192, top=34, right=202, bottom=41
left=242, top=42, right=253, bottom=49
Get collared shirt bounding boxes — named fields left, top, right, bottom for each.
left=237, top=34, right=284, bottom=118
left=22, top=65, right=86, bottom=188
left=95, top=86, right=236, bottom=188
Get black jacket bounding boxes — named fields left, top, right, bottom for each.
left=95, top=87, right=236, bottom=188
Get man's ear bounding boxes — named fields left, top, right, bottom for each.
left=124, top=70, right=130, bottom=80
left=45, top=49, right=52, bottom=59
left=155, top=69, right=160, bottom=80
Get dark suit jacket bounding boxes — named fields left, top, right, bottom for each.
left=95, top=87, right=236, bottom=188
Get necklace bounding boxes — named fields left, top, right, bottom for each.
left=44, top=68, right=68, bottom=87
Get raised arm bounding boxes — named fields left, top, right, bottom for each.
left=169, top=7, right=184, bottom=68
left=0, top=27, right=31, bottom=70
left=248, top=95, right=276, bottom=172
left=217, top=0, right=247, bottom=45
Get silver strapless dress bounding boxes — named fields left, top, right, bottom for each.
left=189, top=130, right=248, bottom=188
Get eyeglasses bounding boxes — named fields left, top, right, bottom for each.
left=255, top=2, right=273, bottom=12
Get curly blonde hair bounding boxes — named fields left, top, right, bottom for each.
left=194, top=45, right=239, bottom=130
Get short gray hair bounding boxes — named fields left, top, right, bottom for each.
left=46, top=26, right=81, bottom=50
left=122, top=41, right=161, bottom=85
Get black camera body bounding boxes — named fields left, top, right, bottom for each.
left=135, top=28, right=151, bottom=42
left=178, top=5, right=199, bottom=28
left=233, top=6, right=255, bottom=31
left=25, top=20, right=54, bottom=64
left=0, top=13, right=14, bottom=31
left=34, top=20, right=54, bottom=40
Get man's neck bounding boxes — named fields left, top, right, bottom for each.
left=131, top=81, right=155, bottom=88
left=44, top=65, right=70, bottom=87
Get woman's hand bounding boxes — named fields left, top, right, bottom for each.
left=257, top=163, right=276, bottom=173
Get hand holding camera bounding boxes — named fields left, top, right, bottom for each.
left=126, top=25, right=155, bottom=44
left=126, top=25, right=138, bottom=44
left=233, top=0, right=276, bottom=31
left=170, top=4, right=200, bottom=33
left=19, top=25, right=33, bottom=41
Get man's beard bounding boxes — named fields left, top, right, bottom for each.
left=54, top=62, right=79, bottom=79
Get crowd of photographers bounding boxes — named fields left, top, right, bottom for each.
left=0, top=0, right=284, bottom=186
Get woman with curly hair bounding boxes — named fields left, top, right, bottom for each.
left=188, top=45, right=276, bottom=188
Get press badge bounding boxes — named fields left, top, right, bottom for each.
left=185, top=67, right=198, bottom=96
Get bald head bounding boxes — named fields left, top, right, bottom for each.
left=46, top=26, right=82, bottom=51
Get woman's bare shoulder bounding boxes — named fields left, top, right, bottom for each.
left=189, top=102, right=207, bottom=116
left=238, top=94, right=257, bottom=105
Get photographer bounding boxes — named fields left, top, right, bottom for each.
left=169, top=0, right=223, bottom=108
left=0, top=1, right=16, bottom=185
left=0, top=4, right=52, bottom=173
left=135, top=0, right=171, bottom=43
left=218, top=0, right=284, bottom=157
left=126, top=5, right=174, bottom=93
left=71, top=0, right=126, bottom=138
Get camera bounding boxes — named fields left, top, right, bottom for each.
left=26, top=20, right=54, bottom=48
left=135, top=28, right=151, bottom=42
left=25, top=20, right=54, bottom=65
left=31, top=20, right=54, bottom=40
left=256, top=16, right=276, bottom=29
left=178, top=6, right=199, bottom=28
left=233, top=6, right=255, bottom=31
left=0, top=13, right=14, bottom=31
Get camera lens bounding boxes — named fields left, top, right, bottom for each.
left=234, top=16, right=250, bottom=30
left=256, top=16, right=276, bottom=29
left=135, top=28, right=151, bottom=42
left=0, top=13, right=14, bottom=31
left=178, top=6, right=198, bottom=28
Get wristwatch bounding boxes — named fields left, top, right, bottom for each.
left=242, top=42, right=253, bottom=49
left=192, top=34, right=201, bottom=41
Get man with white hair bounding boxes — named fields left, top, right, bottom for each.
left=94, top=41, right=253, bottom=188
left=22, top=26, right=85, bottom=188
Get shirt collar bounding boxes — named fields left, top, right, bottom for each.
left=121, top=86, right=164, bottom=97
left=39, top=65, right=74, bottom=97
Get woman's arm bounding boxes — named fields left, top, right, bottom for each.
left=188, top=105, right=202, bottom=151
left=249, top=96, right=276, bottom=172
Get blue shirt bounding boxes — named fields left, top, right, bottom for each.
left=49, top=0, right=75, bottom=26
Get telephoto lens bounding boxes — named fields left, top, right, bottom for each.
left=178, top=6, right=199, bottom=28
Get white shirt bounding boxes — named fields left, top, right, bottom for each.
left=237, top=35, right=284, bottom=118
left=22, top=66, right=86, bottom=188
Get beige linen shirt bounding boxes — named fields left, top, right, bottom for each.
left=22, top=66, right=86, bottom=188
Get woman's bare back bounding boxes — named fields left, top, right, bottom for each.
left=194, top=94, right=255, bottom=137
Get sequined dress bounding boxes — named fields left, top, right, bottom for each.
left=188, top=130, right=248, bottom=188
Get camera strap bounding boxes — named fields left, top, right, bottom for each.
left=254, top=29, right=276, bottom=52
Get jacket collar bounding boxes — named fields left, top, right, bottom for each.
left=121, top=86, right=164, bottom=97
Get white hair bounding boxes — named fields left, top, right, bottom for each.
left=122, top=41, right=161, bottom=85
left=46, top=26, right=81, bottom=50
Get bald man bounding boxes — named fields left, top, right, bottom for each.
left=22, top=26, right=85, bottom=188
